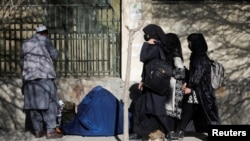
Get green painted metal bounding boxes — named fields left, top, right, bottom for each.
left=0, top=3, right=121, bottom=78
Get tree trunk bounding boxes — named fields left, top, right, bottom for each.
left=123, top=23, right=143, bottom=141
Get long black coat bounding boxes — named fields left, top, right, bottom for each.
left=130, top=42, right=170, bottom=136
left=140, top=42, right=172, bottom=115
left=188, top=53, right=220, bottom=129
left=186, top=33, right=220, bottom=132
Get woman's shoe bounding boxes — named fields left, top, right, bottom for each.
left=46, top=132, right=63, bottom=139
left=170, top=131, right=179, bottom=140
left=166, top=131, right=175, bottom=141
left=177, top=130, right=184, bottom=141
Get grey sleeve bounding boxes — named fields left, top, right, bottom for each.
left=45, top=38, right=59, bottom=60
left=173, top=57, right=185, bottom=79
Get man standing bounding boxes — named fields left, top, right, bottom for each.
left=20, top=25, right=63, bottom=139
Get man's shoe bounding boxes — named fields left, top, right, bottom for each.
left=34, top=131, right=45, bottom=138
left=46, top=132, right=63, bottom=139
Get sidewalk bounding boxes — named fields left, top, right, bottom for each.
left=0, top=131, right=207, bottom=141
left=60, top=133, right=207, bottom=141
left=32, top=133, right=207, bottom=141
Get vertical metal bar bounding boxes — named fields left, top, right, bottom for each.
left=87, top=8, right=90, bottom=76
left=9, top=21, right=13, bottom=77
left=73, top=33, right=75, bottom=76
left=70, top=33, right=72, bottom=75
left=13, top=20, right=17, bottom=77
left=19, top=6, right=23, bottom=78
left=86, top=33, right=89, bottom=76
left=72, top=33, right=75, bottom=76
left=65, top=4, right=69, bottom=77
left=72, top=33, right=74, bottom=76
left=106, top=8, right=111, bottom=76
left=77, top=6, right=82, bottom=75
left=103, top=7, right=107, bottom=76
left=96, top=8, right=100, bottom=76
left=2, top=29, right=6, bottom=77
left=7, top=16, right=11, bottom=77
left=0, top=3, right=121, bottom=78
left=89, top=8, right=93, bottom=76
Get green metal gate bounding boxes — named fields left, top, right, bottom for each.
left=0, top=1, right=121, bottom=78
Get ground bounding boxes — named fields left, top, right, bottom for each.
left=0, top=130, right=207, bottom=141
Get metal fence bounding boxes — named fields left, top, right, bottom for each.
left=0, top=2, right=121, bottom=78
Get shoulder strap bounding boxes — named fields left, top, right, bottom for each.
left=158, top=46, right=166, bottom=60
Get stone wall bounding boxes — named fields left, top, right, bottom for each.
left=0, top=77, right=130, bottom=131
left=0, top=77, right=249, bottom=132
left=121, top=1, right=250, bottom=126
left=151, top=3, right=250, bottom=125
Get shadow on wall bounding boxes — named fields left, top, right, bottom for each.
left=216, top=78, right=250, bottom=124
left=0, top=77, right=250, bottom=132
left=0, top=77, right=125, bottom=132
left=0, top=79, right=24, bottom=131
left=153, top=3, right=249, bottom=77
left=152, top=3, right=250, bottom=124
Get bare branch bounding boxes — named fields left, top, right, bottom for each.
left=123, top=21, right=144, bottom=141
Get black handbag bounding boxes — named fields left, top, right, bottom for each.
left=144, top=46, right=173, bottom=96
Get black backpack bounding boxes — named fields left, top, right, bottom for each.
left=144, top=46, right=172, bottom=95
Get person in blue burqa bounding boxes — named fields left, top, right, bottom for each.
left=60, top=86, right=124, bottom=136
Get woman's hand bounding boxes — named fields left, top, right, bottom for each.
left=182, top=83, right=191, bottom=94
left=182, top=83, right=187, bottom=90
left=147, top=39, right=156, bottom=45
left=184, top=87, right=192, bottom=94
left=138, top=82, right=144, bottom=91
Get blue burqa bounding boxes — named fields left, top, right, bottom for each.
left=60, top=86, right=124, bottom=136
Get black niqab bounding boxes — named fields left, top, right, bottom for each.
left=143, top=24, right=167, bottom=46
left=187, top=33, right=208, bottom=53
left=142, top=24, right=173, bottom=56
left=187, top=33, right=208, bottom=62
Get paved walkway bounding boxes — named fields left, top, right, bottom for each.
left=0, top=131, right=207, bottom=141
left=61, top=132, right=207, bottom=141
left=60, top=133, right=207, bottom=141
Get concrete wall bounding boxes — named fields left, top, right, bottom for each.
left=122, top=2, right=249, bottom=82
left=0, top=77, right=129, bottom=131
left=121, top=0, right=250, bottom=125
left=150, top=3, right=250, bottom=124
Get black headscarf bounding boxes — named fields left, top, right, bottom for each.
left=187, top=33, right=208, bottom=53
left=143, top=24, right=167, bottom=46
left=142, top=24, right=173, bottom=56
left=187, top=33, right=208, bottom=62
left=165, top=33, right=183, bottom=61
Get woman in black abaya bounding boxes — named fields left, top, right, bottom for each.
left=131, top=24, right=174, bottom=139
left=176, top=33, right=220, bottom=141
